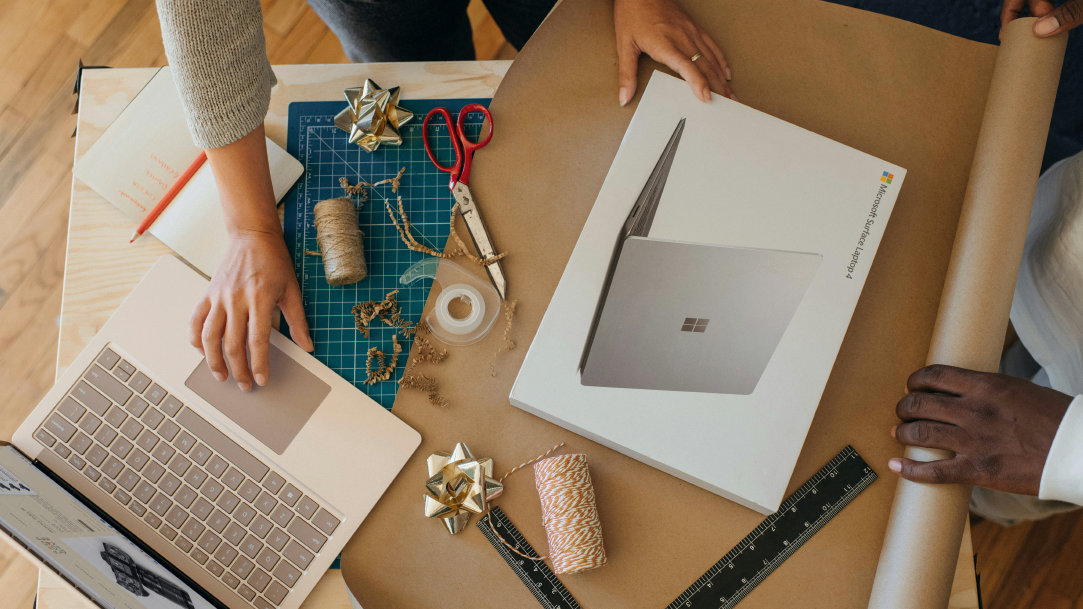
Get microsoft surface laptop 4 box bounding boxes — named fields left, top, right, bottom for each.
left=510, top=72, right=905, bottom=513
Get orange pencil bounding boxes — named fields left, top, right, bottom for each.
left=129, top=150, right=208, bottom=243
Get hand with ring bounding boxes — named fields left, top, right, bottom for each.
left=613, top=0, right=735, bottom=106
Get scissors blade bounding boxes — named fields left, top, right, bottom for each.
left=452, top=182, right=507, bottom=300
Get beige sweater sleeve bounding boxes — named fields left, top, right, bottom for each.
left=155, top=0, right=276, bottom=150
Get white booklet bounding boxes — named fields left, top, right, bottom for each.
left=74, top=68, right=303, bottom=276
left=511, top=72, right=906, bottom=513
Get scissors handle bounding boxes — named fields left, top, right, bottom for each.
left=455, top=104, right=493, bottom=185
left=423, top=107, right=463, bottom=190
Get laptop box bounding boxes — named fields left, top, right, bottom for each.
left=510, top=72, right=905, bottom=513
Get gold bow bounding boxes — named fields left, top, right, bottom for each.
left=423, top=443, right=503, bottom=534
left=333, top=79, right=415, bottom=152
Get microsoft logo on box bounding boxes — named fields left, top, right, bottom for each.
left=881, top=171, right=894, bottom=184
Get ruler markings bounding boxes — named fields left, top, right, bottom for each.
left=667, top=446, right=877, bottom=609
left=477, top=506, right=583, bottom=609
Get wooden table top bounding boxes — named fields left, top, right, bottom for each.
left=44, top=60, right=976, bottom=609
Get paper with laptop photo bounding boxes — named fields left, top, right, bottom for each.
left=511, top=71, right=906, bottom=513
left=0, top=447, right=213, bottom=609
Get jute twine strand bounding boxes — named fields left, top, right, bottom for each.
left=534, top=454, right=607, bottom=574
left=313, top=197, right=367, bottom=285
left=499, top=441, right=564, bottom=484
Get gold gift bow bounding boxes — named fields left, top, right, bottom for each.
left=333, top=79, right=414, bottom=152
left=423, top=441, right=565, bottom=535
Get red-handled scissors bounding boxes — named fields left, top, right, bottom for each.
left=422, top=104, right=507, bottom=300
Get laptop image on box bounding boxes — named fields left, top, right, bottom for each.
left=580, top=119, right=822, bottom=395
left=6, top=255, right=421, bottom=609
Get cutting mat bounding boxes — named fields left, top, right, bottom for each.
left=283, top=98, right=490, bottom=408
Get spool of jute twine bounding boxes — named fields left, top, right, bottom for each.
left=314, top=197, right=367, bottom=285
left=534, top=453, right=607, bottom=574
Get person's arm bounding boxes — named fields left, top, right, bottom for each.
left=190, top=125, right=313, bottom=392
left=156, top=0, right=312, bottom=391
left=613, top=0, right=735, bottom=106
left=889, top=364, right=1073, bottom=497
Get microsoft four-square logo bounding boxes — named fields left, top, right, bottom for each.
left=881, top=171, right=894, bottom=184
left=681, top=317, right=710, bottom=333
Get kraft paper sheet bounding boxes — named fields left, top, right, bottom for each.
left=868, top=17, right=1066, bottom=609
left=340, top=1, right=1066, bottom=607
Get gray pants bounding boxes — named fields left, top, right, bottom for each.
left=305, top=0, right=557, bottom=62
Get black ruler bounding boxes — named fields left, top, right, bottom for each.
left=477, top=506, right=583, bottom=609
left=667, top=445, right=877, bottom=609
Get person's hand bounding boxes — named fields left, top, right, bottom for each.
left=194, top=123, right=313, bottom=391
left=888, top=364, right=1072, bottom=495
left=189, top=229, right=314, bottom=392
left=613, top=0, right=734, bottom=106
left=1001, top=0, right=1083, bottom=37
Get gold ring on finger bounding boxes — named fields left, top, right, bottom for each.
left=690, top=52, right=703, bottom=62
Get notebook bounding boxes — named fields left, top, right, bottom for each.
left=74, top=68, right=303, bottom=276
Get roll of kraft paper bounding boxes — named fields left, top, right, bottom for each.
left=868, top=18, right=1066, bottom=609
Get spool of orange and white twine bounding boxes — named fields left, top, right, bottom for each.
left=533, top=453, right=607, bottom=574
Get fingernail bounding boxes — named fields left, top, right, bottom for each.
left=890, top=425, right=897, bottom=439
left=618, top=87, right=631, bottom=107
left=888, top=458, right=902, bottom=473
left=724, top=66, right=732, bottom=80
left=728, top=93, right=738, bottom=102
left=213, top=371, right=227, bottom=382
left=701, top=87, right=712, bottom=102
left=1034, top=16, right=1059, bottom=36
left=238, top=382, right=251, bottom=392
left=255, top=373, right=267, bottom=387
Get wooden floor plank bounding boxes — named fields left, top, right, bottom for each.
left=94, top=2, right=166, bottom=68
left=262, top=0, right=311, bottom=40
left=0, top=0, right=76, bottom=110
left=9, top=35, right=87, bottom=118
left=82, top=0, right=162, bottom=66
left=0, top=105, right=29, bottom=159
left=65, top=0, right=129, bottom=47
left=0, top=164, right=69, bottom=295
left=267, top=6, right=333, bottom=65
left=304, top=29, right=350, bottom=64
left=0, top=88, right=78, bottom=213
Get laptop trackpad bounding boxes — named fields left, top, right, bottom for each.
left=184, top=344, right=331, bottom=455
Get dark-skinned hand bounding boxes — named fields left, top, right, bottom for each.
left=889, top=364, right=1072, bottom=495
left=1001, top=0, right=1083, bottom=37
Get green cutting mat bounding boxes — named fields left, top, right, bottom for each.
left=283, top=98, right=490, bottom=409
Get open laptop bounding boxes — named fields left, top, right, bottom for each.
left=8, top=255, right=420, bottom=609
left=580, top=119, right=822, bottom=394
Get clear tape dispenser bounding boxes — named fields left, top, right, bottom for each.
left=400, top=257, right=501, bottom=346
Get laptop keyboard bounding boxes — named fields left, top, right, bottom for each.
left=33, top=345, right=341, bottom=609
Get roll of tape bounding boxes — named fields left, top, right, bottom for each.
left=434, top=283, right=485, bottom=335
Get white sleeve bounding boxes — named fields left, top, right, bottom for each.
left=1039, top=394, right=1083, bottom=505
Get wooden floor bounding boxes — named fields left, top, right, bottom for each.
left=0, top=0, right=1076, bottom=607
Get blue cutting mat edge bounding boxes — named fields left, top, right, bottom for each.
left=282, top=98, right=491, bottom=410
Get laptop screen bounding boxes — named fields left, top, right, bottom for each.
left=0, top=446, right=217, bottom=609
